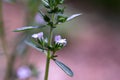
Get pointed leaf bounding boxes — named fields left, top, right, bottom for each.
left=25, top=39, right=47, bottom=54
left=41, top=0, right=49, bottom=7
left=14, top=26, right=38, bottom=32
left=67, top=13, right=82, bottom=21
left=38, top=10, right=44, bottom=17
left=38, top=10, right=50, bottom=22
left=54, top=59, right=73, bottom=77
left=57, top=15, right=67, bottom=23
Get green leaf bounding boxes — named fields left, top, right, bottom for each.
left=58, top=8, right=65, bottom=14
left=57, top=15, right=67, bottom=23
left=48, top=7, right=64, bottom=14
left=54, top=59, right=74, bottom=77
left=48, top=22, right=54, bottom=27
left=59, top=0, right=64, bottom=4
left=25, top=39, right=47, bottom=54
left=13, top=26, right=38, bottom=32
left=38, top=10, right=50, bottom=22
left=56, top=0, right=64, bottom=4
left=38, top=10, right=44, bottom=17
left=44, top=15, right=50, bottom=22
left=47, top=7, right=59, bottom=13
left=41, top=0, right=49, bottom=8
left=67, top=13, right=82, bottom=21
left=48, top=0, right=54, bottom=8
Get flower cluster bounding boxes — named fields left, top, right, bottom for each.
left=14, top=0, right=80, bottom=78
left=32, top=32, right=67, bottom=54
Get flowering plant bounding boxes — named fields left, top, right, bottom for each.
left=14, top=0, right=81, bottom=80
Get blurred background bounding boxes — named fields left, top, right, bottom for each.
left=0, top=0, right=120, bottom=80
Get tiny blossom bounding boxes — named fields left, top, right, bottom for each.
left=55, top=35, right=61, bottom=42
left=55, top=35, right=67, bottom=46
left=32, top=32, right=43, bottom=39
left=16, top=66, right=32, bottom=79
left=32, top=34, right=38, bottom=39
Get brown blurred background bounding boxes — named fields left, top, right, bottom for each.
left=0, top=0, right=120, bottom=80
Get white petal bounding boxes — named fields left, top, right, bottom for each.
left=32, top=34, right=38, bottom=38
left=56, top=39, right=67, bottom=46
left=32, top=32, right=44, bottom=39
left=37, top=32, right=44, bottom=39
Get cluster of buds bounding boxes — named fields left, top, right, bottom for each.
left=32, top=32, right=67, bottom=58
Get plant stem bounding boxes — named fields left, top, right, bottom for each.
left=44, top=51, right=50, bottom=80
left=44, top=10, right=55, bottom=80
left=44, top=27, right=53, bottom=80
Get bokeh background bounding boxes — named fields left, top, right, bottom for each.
left=0, top=0, right=120, bottom=80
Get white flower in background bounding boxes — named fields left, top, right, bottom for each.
left=32, top=32, right=43, bottom=39
left=16, top=66, right=32, bottom=79
left=54, top=35, right=67, bottom=46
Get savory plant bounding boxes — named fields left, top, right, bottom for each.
left=14, top=0, right=81, bottom=80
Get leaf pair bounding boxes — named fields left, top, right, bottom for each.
left=13, top=13, right=82, bottom=32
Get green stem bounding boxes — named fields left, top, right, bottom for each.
left=44, top=51, right=51, bottom=80
left=44, top=27, right=53, bottom=80
left=44, top=10, right=55, bottom=80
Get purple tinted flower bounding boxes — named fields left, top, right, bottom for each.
left=55, top=35, right=67, bottom=46
left=55, top=35, right=61, bottom=42
left=35, top=13, right=45, bottom=24
left=37, top=32, right=43, bottom=39
left=32, top=32, right=43, bottom=39
left=16, top=66, right=32, bottom=79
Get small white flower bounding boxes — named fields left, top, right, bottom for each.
left=55, top=35, right=67, bottom=46
left=32, top=34, right=39, bottom=38
left=16, top=66, right=32, bottom=79
left=32, top=32, right=43, bottom=39
left=56, top=39, right=67, bottom=44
